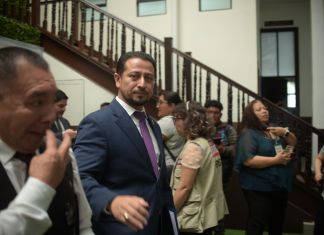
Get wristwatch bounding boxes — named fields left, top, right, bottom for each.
left=284, top=129, right=290, bottom=137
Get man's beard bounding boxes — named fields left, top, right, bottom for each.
left=120, top=90, right=152, bottom=108
left=124, top=96, right=148, bottom=107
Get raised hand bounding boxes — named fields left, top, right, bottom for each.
left=29, top=130, right=71, bottom=188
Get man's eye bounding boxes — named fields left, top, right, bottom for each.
left=145, top=75, right=154, bottom=81
left=129, top=74, right=138, bottom=79
left=30, top=100, right=44, bottom=107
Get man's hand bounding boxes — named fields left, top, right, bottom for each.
left=29, top=130, right=71, bottom=188
left=109, top=195, right=149, bottom=231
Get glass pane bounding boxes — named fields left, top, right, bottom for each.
left=200, top=0, right=231, bottom=11
left=278, top=32, right=295, bottom=76
left=261, top=32, right=277, bottom=77
left=86, top=6, right=107, bottom=21
left=138, top=1, right=166, bottom=16
left=287, top=80, right=295, bottom=94
left=89, top=0, right=106, bottom=5
left=287, top=94, right=296, bottom=108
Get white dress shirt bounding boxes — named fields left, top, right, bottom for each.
left=116, top=96, right=160, bottom=163
left=0, top=139, right=94, bottom=235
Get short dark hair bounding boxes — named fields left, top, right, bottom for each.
left=204, top=100, right=223, bottom=111
left=173, top=101, right=212, bottom=140
left=55, top=89, right=68, bottom=102
left=116, top=51, right=156, bottom=75
left=0, top=47, right=49, bottom=83
left=159, top=90, right=182, bottom=105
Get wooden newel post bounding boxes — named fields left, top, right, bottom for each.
left=164, top=37, right=173, bottom=91
left=184, top=52, right=192, bottom=101
left=31, top=0, right=40, bottom=27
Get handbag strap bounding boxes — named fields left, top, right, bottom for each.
left=163, top=141, right=177, bottom=161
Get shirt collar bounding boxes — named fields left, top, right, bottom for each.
left=115, top=96, right=146, bottom=117
left=0, top=139, right=16, bottom=165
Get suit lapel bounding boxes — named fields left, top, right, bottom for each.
left=0, top=162, right=17, bottom=210
left=111, top=101, right=154, bottom=174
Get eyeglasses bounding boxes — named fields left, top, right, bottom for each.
left=172, top=116, right=185, bottom=122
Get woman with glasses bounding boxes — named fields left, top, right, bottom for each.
left=157, top=90, right=185, bottom=180
left=170, top=101, right=228, bottom=235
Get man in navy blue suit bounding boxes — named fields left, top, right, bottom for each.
left=74, top=51, right=177, bottom=235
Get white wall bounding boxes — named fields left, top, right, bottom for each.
left=260, top=0, right=312, bottom=117
left=107, top=0, right=173, bottom=40
left=44, top=53, right=115, bottom=126
left=178, top=0, right=258, bottom=91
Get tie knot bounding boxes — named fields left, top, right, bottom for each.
left=133, top=111, right=146, bottom=121
left=13, top=152, right=34, bottom=165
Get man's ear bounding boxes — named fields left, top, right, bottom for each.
left=114, top=73, right=121, bottom=88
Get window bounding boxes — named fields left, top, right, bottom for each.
left=261, top=32, right=295, bottom=77
left=199, top=0, right=232, bottom=11
left=287, top=80, right=296, bottom=108
left=260, top=29, right=298, bottom=110
left=86, top=0, right=107, bottom=21
left=137, top=0, right=166, bottom=17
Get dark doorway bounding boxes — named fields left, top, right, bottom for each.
left=261, top=78, right=287, bottom=104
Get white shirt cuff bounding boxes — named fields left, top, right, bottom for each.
left=15, top=177, right=56, bottom=211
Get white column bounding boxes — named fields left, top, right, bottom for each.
left=311, top=0, right=324, bottom=158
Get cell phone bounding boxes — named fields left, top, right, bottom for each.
left=285, top=145, right=294, bottom=152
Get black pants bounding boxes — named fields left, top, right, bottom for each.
left=242, top=189, right=288, bottom=235
left=314, top=197, right=324, bottom=235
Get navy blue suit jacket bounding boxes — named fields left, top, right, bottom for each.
left=74, top=99, right=176, bottom=235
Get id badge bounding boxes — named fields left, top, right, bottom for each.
left=274, top=143, right=283, bottom=154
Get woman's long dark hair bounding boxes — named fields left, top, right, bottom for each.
left=237, top=99, right=269, bottom=134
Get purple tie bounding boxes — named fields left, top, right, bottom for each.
left=133, top=111, right=159, bottom=178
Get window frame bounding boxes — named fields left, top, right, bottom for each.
left=137, top=0, right=166, bottom=17
left=199, top=0, right=232, bottom=12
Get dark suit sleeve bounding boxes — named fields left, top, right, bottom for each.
left=73, top=114, right=118, bottom=220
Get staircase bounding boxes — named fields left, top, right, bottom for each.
left=2, top=0, right=324, bottom=233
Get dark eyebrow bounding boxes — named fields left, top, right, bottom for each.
left=28, top=90, right=52, bottom=99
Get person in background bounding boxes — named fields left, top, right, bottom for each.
left=0, top=47, right=94, bottom=235
left=74, top=51, right=177, bottom=235
left=170, top=101, right=228, bottom=235
left=157, top=90, right=185, bottom=180
left=314, top=145, right=324, bottom=235
left=50, top=89, right=77, bottom=140
left=235, top=99, right=297, bottom=235
left=204, top=100, right=237, bottom=191
left=100, top=102, right=110, bottom=109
